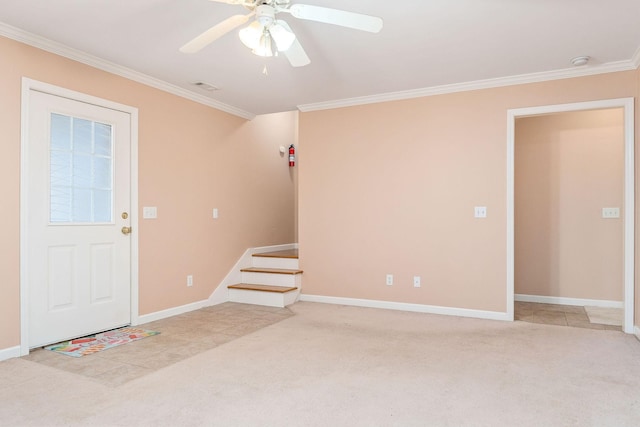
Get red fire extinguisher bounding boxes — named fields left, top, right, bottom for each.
left=289, top=144, right=295, bottom=167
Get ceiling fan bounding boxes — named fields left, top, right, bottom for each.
left=180, top=0, right=383, bottom=67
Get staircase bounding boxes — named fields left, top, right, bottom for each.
left=227, top=249, right=302, bottom=308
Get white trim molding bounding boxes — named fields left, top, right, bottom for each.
left=515, top=294, right=623, bottom=309
left=298, top=59, right=639, bottom=113
left=507, top=98, right=635, bottom=334
left=299, top=294, right=509, bottom=321
left=0, top=346, right=21, bottom=362
left=3, top=21, right=638, bottom=120
left=631, top=45, right=640, bottom=69
left=136, top=299, right=210, bottom=325
left=0, top=22, right=254, bottom=120
left=635, top=326, right=640, bottom=342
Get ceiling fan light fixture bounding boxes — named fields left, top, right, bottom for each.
left=239, top=21, right=263, bottom=50
left=269, top=21, right=296, bottom=52
left=252, top=28, right=274, bottom=57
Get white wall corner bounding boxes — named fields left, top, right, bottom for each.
left=207, top=243, right=298, bottom=306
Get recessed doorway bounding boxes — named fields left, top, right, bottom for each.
left=506, top=98, right=635, bottom=334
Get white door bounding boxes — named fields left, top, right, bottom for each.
left=27, top=89, right=132, bottom=348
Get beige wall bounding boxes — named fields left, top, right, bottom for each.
left=299, top=71, right=638, bottom=316
left=515, top=109, right=624, bottom=301
left=0, top=36, right=296, bottom=350
left=2, top=36, right=640, bottom=352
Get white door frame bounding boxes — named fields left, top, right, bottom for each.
left=506, top=98, right=635, bottom=334
left=19, top=78, right=140, bottom=355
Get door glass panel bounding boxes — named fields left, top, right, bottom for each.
left=50, top=113, right=113, bottom=223
left=50, top=114, right=71, bottom=151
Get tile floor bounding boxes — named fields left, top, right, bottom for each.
left=22, top=302, right=294, bottom=387
left=515, top=301, right=622, bottom=331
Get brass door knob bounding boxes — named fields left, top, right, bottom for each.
left=121, top=226, right=132, bottom=235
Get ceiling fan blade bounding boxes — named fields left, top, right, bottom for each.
left=284, top=38, right=311, bottom=67
left=277, top=20, right=310, bottom=67
left=288, top=4, right=383, bottom=33
left=180, top=13, right=253, bottom=53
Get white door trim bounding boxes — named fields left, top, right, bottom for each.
left=506, top=98, right=635, bottom=333
left=20, top=78, right=139, bottom=355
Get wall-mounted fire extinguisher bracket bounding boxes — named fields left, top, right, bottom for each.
left=289, top=144, right=296, bottom=167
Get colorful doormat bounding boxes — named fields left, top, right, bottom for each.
left=45, top=327, right=160, bottom=357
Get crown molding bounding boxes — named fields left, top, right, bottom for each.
left=298, top=58, right=640, bottom=113
left=0, top=22, right=255, bottom=120
left=631, top=46, right=640, bottom=69
left=4, top=21, right=638, bottom=119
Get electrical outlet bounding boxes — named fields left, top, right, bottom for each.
left=413, top=276, right=421, bottom=288
left=187, top=275, right=193, bottom=287
left=386, top=274, right=393, bottom=286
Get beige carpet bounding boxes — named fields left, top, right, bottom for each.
left=585, top=306, right=624, bottom=326
left=1, top=302, right=639, bottom=426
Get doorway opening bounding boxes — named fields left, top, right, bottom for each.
left=506, top=98, right=635, bottom=334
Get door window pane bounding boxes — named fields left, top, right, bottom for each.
left=50, top=114, right=71, bottom=151
left=49, top=113, right=113, bottom=223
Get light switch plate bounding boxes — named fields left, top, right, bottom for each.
left=143, top=206, right=157, bottom=219
left=474, top=206, right=487, bottom=218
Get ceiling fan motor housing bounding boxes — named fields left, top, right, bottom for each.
left=256, top=4, right=276, bottom=27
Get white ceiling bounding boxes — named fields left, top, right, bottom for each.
left=1, top=0, right=640, bottom=118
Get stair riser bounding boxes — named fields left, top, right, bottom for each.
left=241, top=272, right=301, bottom=287
left=228, top=288, right=299, bottom=308
left=251, top=257, right=299, bottom=270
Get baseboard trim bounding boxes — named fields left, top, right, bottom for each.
left=135, top=299, right=210, bottom=325
left=515, top=294, right=623, bottom=308
left=635, top=326, right=640, bottom=341
left=0, top=345, right=21, bottom=362
left=299, top=294, right=509, bottom=321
